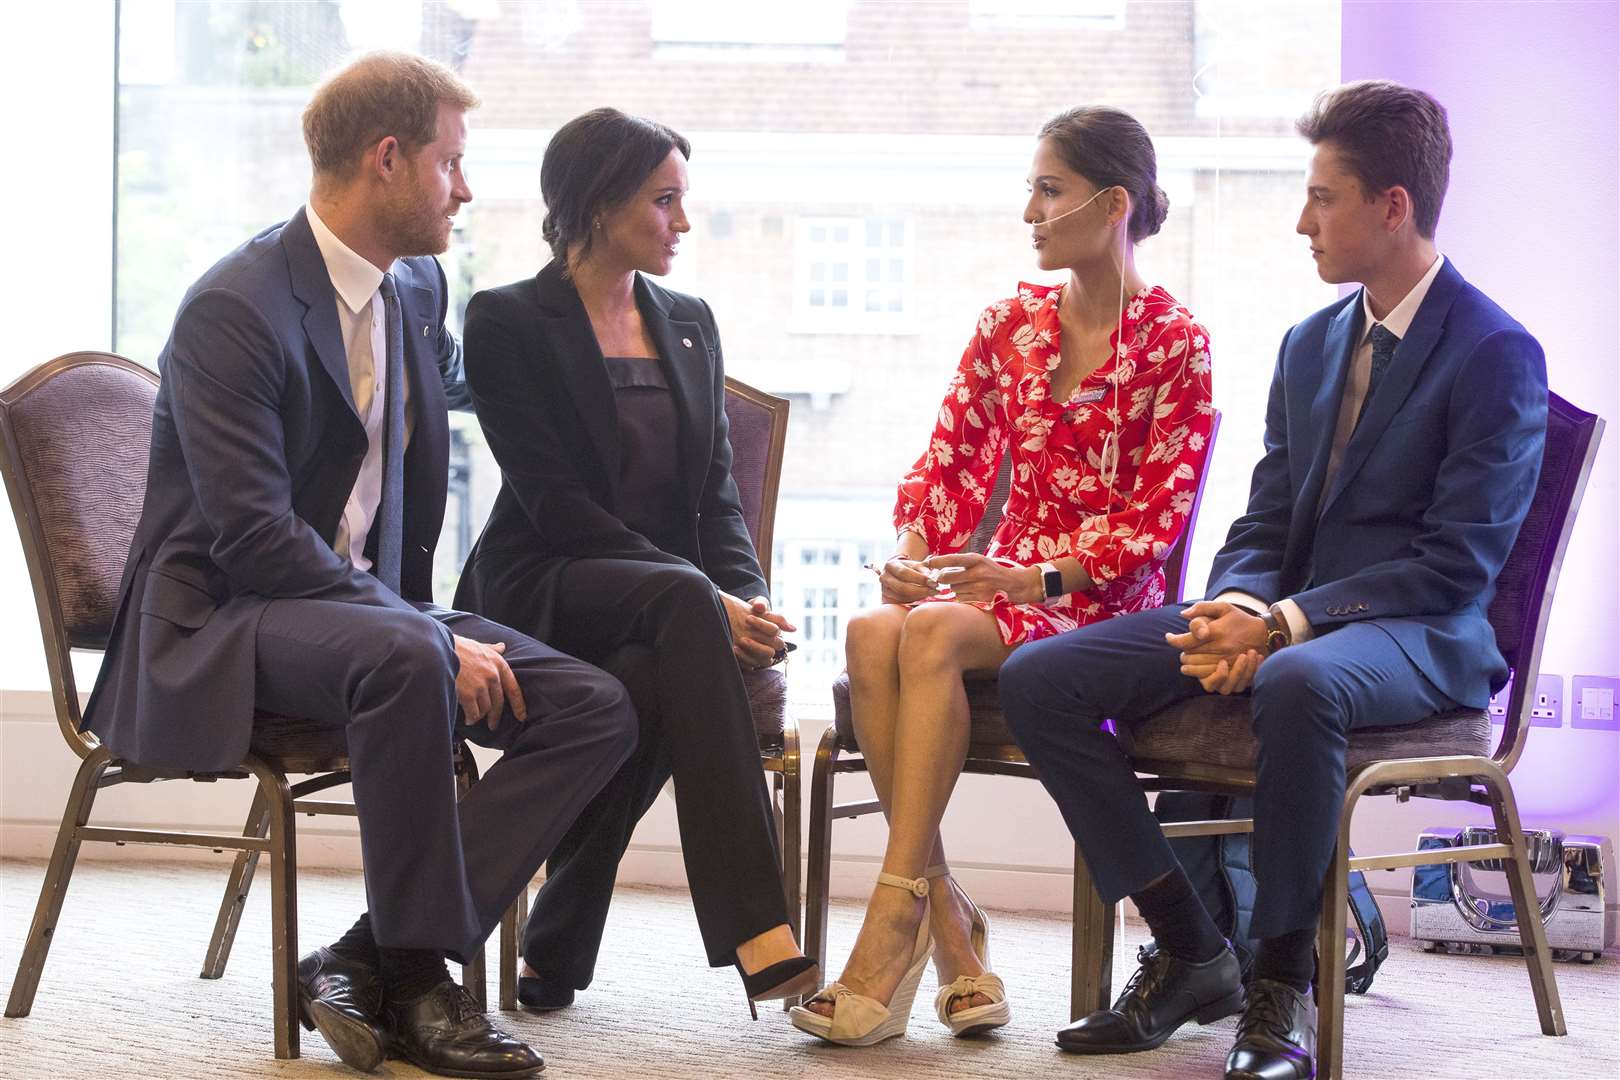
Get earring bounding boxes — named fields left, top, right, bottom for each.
left=593, top=217, right=602, bottom=230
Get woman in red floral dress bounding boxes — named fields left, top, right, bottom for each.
left=794, top=107, right=1214, bottom=1047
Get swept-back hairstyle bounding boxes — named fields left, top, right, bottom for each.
left=302, top=51, right=479, bottom=179
left=541, top=107, right=691, bottom=262
left=1039, top=106, right=1169, bottom=242
left=1296, top=80, right=1452, bottom=238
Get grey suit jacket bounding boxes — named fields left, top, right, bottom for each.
left=83, top=208, right=469, bottom=771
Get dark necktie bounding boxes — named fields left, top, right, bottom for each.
left=375, top=273, right=406, bottom=594
left=1356, top=323, right=1399, bottom=427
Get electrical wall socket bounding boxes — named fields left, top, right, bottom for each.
left=1487, top=680, right=1512, bottom=726
left=1571, top=675, right=1620, bottom=731
left=1529, top=673, right=1563, bottom=727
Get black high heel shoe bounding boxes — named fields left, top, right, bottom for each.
left=734, top=955, right=820, bottom=1020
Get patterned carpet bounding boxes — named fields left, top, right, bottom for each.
left=0, top=858, right=1614, bottom=1079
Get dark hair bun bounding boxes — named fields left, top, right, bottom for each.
left=1139, top=184, right=1169, bottom=239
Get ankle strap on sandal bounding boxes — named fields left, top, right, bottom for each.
left=923, top=864, right=949, bottom=879
left=876, top=871, right=930, bottom=898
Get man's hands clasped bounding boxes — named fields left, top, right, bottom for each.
left=1165, top=600, right=1272, bottom=695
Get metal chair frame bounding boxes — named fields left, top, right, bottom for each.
left=0, top=353, right=487, bottom=1059
left=803, top=411, right=1222, bottom=1015
left=1072, top=393, right=1599, bottom=1079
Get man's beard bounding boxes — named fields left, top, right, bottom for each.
left=385, top=167, right=451, bottom=258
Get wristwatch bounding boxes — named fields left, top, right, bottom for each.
left=1036, top=561, right=1064, bottom=603
left=1262, top=604, right=1292, bottom=653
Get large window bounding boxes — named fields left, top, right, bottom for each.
left=115, top=0, right=1340, bottom=714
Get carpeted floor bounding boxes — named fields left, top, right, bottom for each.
left=0, top=858, right=1614, bottom=1078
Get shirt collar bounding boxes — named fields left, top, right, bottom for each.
left=305, top=203, right=392, bottom=316
left=1359, top=253, right=1445, bottom=344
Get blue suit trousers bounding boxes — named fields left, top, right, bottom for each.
left=1001, top=604, right=1456, bottom=938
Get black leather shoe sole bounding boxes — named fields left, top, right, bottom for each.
left=300, top=993, right=386, bottom=1072
left=391, top=1043, right=546, bottom=1079
left=1057, top=986, right=1247, bottom=1055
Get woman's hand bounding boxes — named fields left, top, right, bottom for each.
left=720, top=592, right=796, bottom=668
left=923, top=553, right=1042, bottom=605
left=877, top=557, right=936, bottom=605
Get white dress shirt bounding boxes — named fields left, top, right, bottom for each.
left=305, top=204, right=411, bottom=573
left=1217, top=254, right=1445, bottom=643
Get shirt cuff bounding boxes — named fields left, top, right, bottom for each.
left=1274, top=598, right=1315, bottom=644
left=1213, top=590, right=1269, bottom=617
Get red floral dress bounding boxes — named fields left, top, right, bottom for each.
left=894, top=282, right=1214, bottom=645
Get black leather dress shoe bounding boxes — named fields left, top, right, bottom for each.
left=385, top=979, right=545, bottom=1078
left=1057, top=943, right=1245, bottom=1054
left=515, top=975, right=575, bottom=1012
left=1225, top=978, right=1316, bottom=1080
left=298, top=947, right=387, bottom=1072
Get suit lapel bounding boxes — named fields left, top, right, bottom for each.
left=400, top=280, right=448, bottom=524
left=637, top=275, right=710, bottom=511
left=1318, top=261, right=1462, bottom=517
left=282, top=208, right=361, bottom=420
left=1299, top=298, right=1360, bottom=521
left=534, top=263, right=621, bottom=487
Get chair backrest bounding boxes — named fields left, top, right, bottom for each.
left=0, top=352, right=158, bottom=756
left=722, top=376, right=791, bottom=591
left=968, top=410, right=1222, bottom=604
left=1488, top=392, right=1604, bottom=771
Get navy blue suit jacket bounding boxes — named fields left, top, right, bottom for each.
left=1207, top=260, right=1547, bottom=708
left=84, top=208, right=470, bottom=771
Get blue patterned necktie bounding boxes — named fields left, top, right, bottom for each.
left=375, top=273, right=406, bottom=594
left=1356, top=323, right=1399, bottom=427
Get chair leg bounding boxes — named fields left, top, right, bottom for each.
left=201, top=785, right=271, bottom=979
left=1314, top=784, right=1359, bottom=1080
left=498, top=885, right=527, bottom=1011
left=779, top=724, right=804, bottom=1008
left=246, top=757, right=300, bottom=1060
left=1479, top=762, right=1566, bottom=1036
left=803, top=725, right=841, bottom=985
left=453, top=750, right=488, bottom=1010
left=1071, top=843, right=1115, bottom=1021
left=5, top=745, right=114, bottom=1019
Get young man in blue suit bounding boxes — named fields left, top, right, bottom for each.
left=1001, top=81, right=1547, bottom=1079
left=83, top=54, right=637, bottom=1077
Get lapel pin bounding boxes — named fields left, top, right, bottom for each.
left=681, top=337, right=693, bottom=348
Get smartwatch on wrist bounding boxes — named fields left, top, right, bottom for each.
left=1036, top=561, right=1064, bottom=603
left=1262, top=604, right=1292, bottom=653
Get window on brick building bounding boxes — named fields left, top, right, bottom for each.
left=792, top=216, right=913, bottom=334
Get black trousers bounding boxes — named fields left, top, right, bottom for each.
left=253, top=598, right=638, bottom=963
left=1000, top=604, right=1455, bottom=938
left=522, top=559, right=788, bottom=982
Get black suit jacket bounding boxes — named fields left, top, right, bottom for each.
left=453, top=259, right=766, bottom=641
left=83, top=208, right=469, bottom=771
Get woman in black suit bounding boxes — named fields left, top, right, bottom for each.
left=454, top=108, right=816, bottom=1015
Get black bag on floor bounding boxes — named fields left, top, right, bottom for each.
left=1153, top=792, right=1388, bottom=994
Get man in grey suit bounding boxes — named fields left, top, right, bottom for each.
left=83, top=53, right=637, bottom=1078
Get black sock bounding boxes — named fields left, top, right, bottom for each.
left=378, top=946, right=452, bottom=1004
left=1253, top=928, right=1316, bottom=994
left=328, top=912, right=379, bottom=967
left=1131, top=866, right=1225, bottom=964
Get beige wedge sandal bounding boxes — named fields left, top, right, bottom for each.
left=925, top=863, right=1012, bottom=1037
left=789, top=872, right=935, bottom=1046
